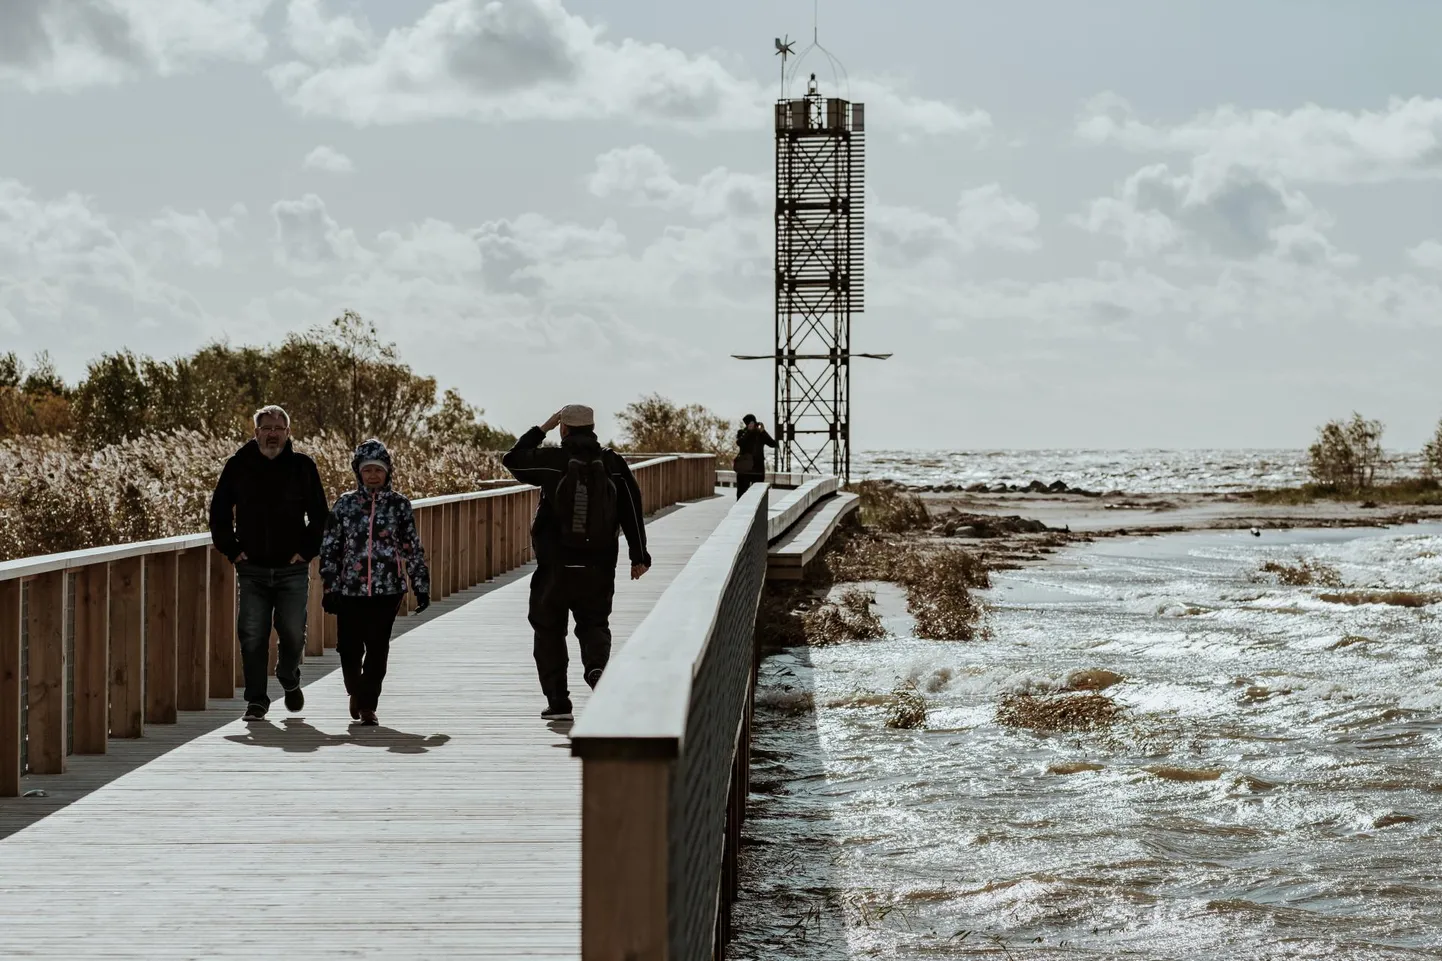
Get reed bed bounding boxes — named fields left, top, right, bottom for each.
left=0, top=431, right=505, bottom=561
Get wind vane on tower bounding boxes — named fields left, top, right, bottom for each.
left=735, top=7, right=890, bottom=483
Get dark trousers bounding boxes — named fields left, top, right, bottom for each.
left=336, top=595, right=403, bottom=713
left=528, top=563, right=616, bottom=707
left=236, top=561, right=309, bottom=707
left=736, top=473, right=764, bottom=498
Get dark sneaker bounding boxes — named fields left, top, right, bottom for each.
left=243, top=702, right=267, bottom=721
left=541, top=702, right=573, bottom=722
left=284, top=686, right=304, bottom=712
left=584, top=668, right=603, bottom=690
left=349, top=695, right=360, bottom=721
left=360, top=710, right=379, bottom=726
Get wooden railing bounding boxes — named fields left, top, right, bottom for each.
left=0, top=453, right=716, bottom=796
left=715, top=469, right=825, bottom=490
left=569, top=483, right=768, bottom=961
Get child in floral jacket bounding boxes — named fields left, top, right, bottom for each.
left=320, top=438, right=430, bottom=726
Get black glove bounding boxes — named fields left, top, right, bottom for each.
left=322, top=592, right=340, bottom=615
left=414, top=592, right=430, bottom=614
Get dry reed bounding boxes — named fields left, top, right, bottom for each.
left=1257, top=558, right=1344, bottom=588
left=0, top=431, right=505, bottom=561
left=802, top=587, right=888, bottom=646
left=884, top=683, right=927, bottom=729
left=997, top=692, right=1123, bottom=733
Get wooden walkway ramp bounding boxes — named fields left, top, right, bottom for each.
left=0, top=493, right=734, bottom=961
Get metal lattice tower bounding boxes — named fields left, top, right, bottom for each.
left=773, top=76, right=864, bottom=479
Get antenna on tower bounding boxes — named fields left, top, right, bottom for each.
left=783, top=0, right=850, bottom=101
left=773, top=34, right=795, bottom=98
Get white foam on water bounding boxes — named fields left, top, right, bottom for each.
left=734, top=523, right=1442, bottom=960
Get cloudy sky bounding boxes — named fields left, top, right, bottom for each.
left=4, top=0, right=1442, bottom=450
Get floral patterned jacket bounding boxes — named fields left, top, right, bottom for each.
left=319, top=439, right=430, bottom=598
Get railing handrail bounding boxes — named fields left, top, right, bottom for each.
left=766, top=475, right=840, bottom=542
left=570, top=483, right=768, bottom=758
left=0, top=476, right=599, bottom=584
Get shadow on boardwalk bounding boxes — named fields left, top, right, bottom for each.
left=0, top=566, right=529, bottom=840
left=224, top=717, right=452, bottom=754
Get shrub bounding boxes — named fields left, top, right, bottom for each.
left=615, top=393, right=732, bottom=460
left=846, top=480, right=929, bottom=533
left=1307, top=413, right=1384, bottom=491
left=1424, top=419, right=1442, bottom=479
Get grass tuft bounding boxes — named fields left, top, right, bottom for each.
left=997, top=692, right=1123, bottom=733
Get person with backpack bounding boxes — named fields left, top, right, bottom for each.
left=502, top=405, right=652, bottom=721
left=318, top=438, right=430, bottom=726
left=733, top=413, right=776, bottom=498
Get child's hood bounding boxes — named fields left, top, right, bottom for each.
left=351, top=438, right=394, bottom=492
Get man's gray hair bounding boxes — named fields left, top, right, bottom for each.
left=253, top=404, right=291, bottom=428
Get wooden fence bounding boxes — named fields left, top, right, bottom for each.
left=0, top=453, right=715, bottom=796
left=570, top=483, right=771, bottom=961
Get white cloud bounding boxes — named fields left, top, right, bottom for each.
left=267, top=0, right=989, bottom=135
left=302, top=145, right=355, bottom=174
left=1077, top=93, right=1442, bottom=187
left=871, top=185, right=1041, bottom=262
left=0, top=0, right=274, bottom=91
left=1407, top=240, right=1442, bottom=271
left=1077, top=160, right=1353, bottom=265
left=270, top=194, right=368, bottom=273
left=120, top=207, right=244, bottom=268
left=587, top=145, right=768, bottom=219
left=281, top=0, right=372, bottom=64
left=0, top=176, right=213, bottom=353
left=587, top=145, right=1037, bottom=269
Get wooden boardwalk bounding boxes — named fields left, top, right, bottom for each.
left=0, top=493, right=733, bottom=960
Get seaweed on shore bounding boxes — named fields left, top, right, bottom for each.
left=884, top=683, right=927, bottom=730
left=1256, top=557, right=1344, bottom=588
left=997, top=692, right=1123, bottom=733
left=802, top=587, right=888, bottom=646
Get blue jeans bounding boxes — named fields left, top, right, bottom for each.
left=236, top=561, right=310, bottom=707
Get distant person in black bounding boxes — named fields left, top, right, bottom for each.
left=733, top=414, right=776, bottom=498
left=208, top=405, right=329, bottom=721
left=502, top=404, right=652, bottom=722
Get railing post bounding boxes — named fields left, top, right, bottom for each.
left=436, top=503, right=447, bottom=598
left=306, top=558, right=324, bottom=656
left=108, top=556, right=144, bottom=739
left=72, top=562, right=110, bottom=755
left=25, top=570, right=66, bottom=774
left=581, top=757, right=671, bottom=961
left=481, top=498, right=494, bottom=580
left=176, top=547, right=210, bottom=712
left=1, top=578, right=21, bottom=795
left=145, top=551, right=179, bottom=725
left=452, top=502, right=464, bottom=591
left=208, top=553, right=236, bottom=699
left=496, top=496, right=510, bottom=574
left=470, top=499, right=483, bottom=585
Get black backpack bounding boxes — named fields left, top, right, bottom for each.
left=554, top=452, right=619, bottom=553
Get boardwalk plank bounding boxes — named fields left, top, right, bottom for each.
left=0, top=493, right=730, bottom=961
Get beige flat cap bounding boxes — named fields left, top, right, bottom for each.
left=558, top=404, right=595, bottom=427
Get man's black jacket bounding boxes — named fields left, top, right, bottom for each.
left=735, top=425, right=777, bottom=471
left=208, top=439, right=329, bottom=567
left=502, top=426, right=651, bottom=569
